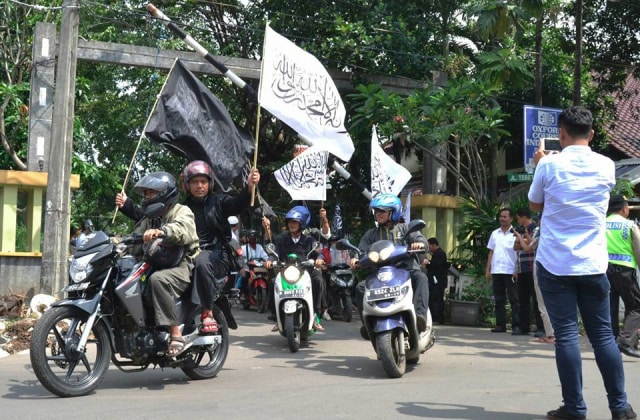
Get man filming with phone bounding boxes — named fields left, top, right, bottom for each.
left=542, top=137, right=562, bottom=155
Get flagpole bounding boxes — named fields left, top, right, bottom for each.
left=111, top=58, right=178, bottom=224
left=250, top=106, right=261, bottom=207
left=146, top=4, right=372, bottom=201
left=250, top=23, right=270, bottom=208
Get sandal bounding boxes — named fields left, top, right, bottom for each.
left=168, top=336, right=186, bottom=357
left=534, top=336, right=555, bottom=344
left=271, top=324, right=279, bottom=332
left=312, top=321, right=325, bottom=332
left=200, top=317, right=219, bottom=334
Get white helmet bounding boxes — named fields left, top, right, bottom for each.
left=228, top=216, right=239, bottom=225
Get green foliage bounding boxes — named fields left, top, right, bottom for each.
left=452, top=196, right=499, bottom=271
left=2, top=0, right=638, bottom=243
left=475, top=47, right=534, bottom=89
left=457, top=276, right=495, bottom=323
left=349, top=78, right=511, bottom=203
left=612, top=179, right=634, bottom=199
left=15, top=221, right=27, bottom=252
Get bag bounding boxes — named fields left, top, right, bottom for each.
left=143, top=238, right=185, bottom=269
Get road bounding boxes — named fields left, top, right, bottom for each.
left=1, top=308, right=638, bottom=420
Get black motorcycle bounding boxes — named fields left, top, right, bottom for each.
left=326, top=263, right=355, bottom=322
left=29, top=231, right=236, bottom=397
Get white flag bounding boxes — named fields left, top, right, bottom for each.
left=259, top=24, right=354, bottom=162
left=274, top=146, right=329, bottom=201
left=370, top=126, right=411, bottom=197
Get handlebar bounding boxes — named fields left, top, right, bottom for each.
left=270, top=259, right=315, bottom=270
left=122, top=233, right=143, bottom=246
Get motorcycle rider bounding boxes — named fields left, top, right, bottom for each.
left=76, top=219, right=94, bottom=248
left=115, top=191, right=144, bottom=222
left=264, top=205, right=327, bottom=331
left=132, top=171, right=199, bottom=357
left=182, top=160, right=261, bottom=334
left=349, top=193, right=430, bottom=335
left=236, top=229, right=270, bottom=298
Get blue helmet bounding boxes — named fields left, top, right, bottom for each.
left=369, top=193, right=402, bottom=223
left=285, top=205, right=311, bottom=229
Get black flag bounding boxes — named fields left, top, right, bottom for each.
left=332, top=203, right=343, bottom=237
left=145, top=59, right=253, bottom=190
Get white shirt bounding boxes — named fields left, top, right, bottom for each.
left=528, top=145, right=615, bottom=275
left=487, top=227, right=517, bottom=274
left=243, top=243, right=268, bottom=261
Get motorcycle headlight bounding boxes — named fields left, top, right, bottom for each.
left=69, top=253, right=96, bottom=283
left=283, top=266, right=301, bottom=284
left=369, top=243, right=394, bottom=263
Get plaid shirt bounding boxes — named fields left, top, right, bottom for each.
left=517, top=222, right=537, bottom=274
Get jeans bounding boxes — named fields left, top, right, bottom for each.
left=536, top=262, right=628, bottom=416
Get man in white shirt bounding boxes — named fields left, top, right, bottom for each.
left=228, top=216, right=240, bottom=243
left=528, top=105, right=634, bottom=420
left=485, top=208, right=519, bottom=334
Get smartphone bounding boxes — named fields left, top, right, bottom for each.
left=542, top=137, right=562, bottom=153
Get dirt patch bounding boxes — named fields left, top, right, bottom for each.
left=1, top=318, right=35, bottom=354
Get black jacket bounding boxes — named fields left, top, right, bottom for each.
left=274, top=231, right=323, bottom=263
left=184, top=190, right=251, bottom=248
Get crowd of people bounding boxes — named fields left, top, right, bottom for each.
left=102, top=105, right=638, bottom=420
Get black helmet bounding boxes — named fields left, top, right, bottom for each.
left=144, top=238, right=185, bottom=269
left=133, top=171, right=179, bottom=218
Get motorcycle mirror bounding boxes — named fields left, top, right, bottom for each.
left=307, top=241, right=321, bottom=259
left=265, top=243, right=278, bottom=259
left=403, top=219, right=426, bottom=241
left=336, top=239, right=360, bottom=255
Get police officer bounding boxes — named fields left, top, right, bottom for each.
left=606, top=194, right=640, bottom=358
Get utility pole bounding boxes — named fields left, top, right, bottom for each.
left=573, top=0, right=583, bottom=105
left=40, top=0, right=80, bottom=295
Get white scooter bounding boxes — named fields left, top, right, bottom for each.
left=266, top=243, right=319, bottom=353
left=338, top=219, right=435, bottom=378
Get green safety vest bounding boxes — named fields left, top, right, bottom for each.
left=606, top=214, right=636, bottom=268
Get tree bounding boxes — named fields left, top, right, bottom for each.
left=350, top=78, right=510, bottom=204
left=0, top=1, right=55, bottom=170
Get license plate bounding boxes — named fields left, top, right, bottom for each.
left=279, top=289, right=305, bottom=299
left=366, top=286, right=401, bottom=302
left=334, top=269, right=352, bottom=276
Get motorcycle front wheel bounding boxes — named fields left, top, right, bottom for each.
left=29, top=306, right=111, bottom=397
left=253, top=285, right=268, bottom=314
left=341, top=294, right=353, bottom=323
left=182, top=303, right=229, bottom=380
left=284, top=313, right=301, bottom=353
left=376, top=329, right=406, bottom=378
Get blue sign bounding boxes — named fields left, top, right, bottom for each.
left=523, top=105, right=562, bottom=173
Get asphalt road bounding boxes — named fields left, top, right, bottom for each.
left=1, top=308, right=638, bottom=420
